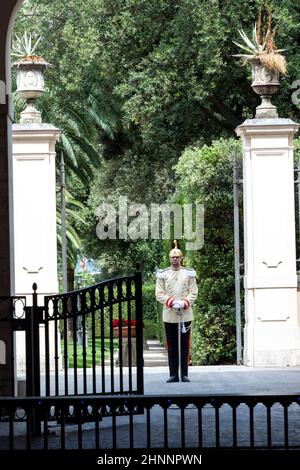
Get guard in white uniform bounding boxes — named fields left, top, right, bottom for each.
left=155, top=240, right=198, bottom=382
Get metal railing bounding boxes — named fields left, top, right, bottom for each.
left=42, top=270, right=143, bottom=398
left=1, top=394, right=300, bottom=451
left=0, top=269, right=143, bottom=405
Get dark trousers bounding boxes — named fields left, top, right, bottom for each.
left=164, top=321, right=191, bottom=378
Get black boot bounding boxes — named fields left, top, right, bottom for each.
left=166, top=375, right=179, bottom=383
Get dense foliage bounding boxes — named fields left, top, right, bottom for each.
left=175, top=138, right=243, bottom=364
left=12, top=0, right=300, bottom=362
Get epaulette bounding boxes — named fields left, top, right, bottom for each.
left=182, top=267, right=197, bottom=277
left=155, top=267, right=169, bottom=279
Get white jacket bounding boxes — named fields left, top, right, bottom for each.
left=155, top=267, right=198, bottom=323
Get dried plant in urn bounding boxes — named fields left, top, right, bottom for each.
left=12, top=31, right=52, bottom=123
left=233, top=7, right=287, bottom=118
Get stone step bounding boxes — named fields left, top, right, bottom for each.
left=143, top=352, right=168, bottom=358
left=143, top=339, right=168, bottom=367
left=144, top=359, right=168, bottom=367
left=147, top=340, right=166, bottom=348
left=108, top=338, right=168, bottom=367
left=147, top=346, right=166, bottom=353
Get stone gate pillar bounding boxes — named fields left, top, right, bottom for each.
left=12, top=123, right=60, bottom=376
left=236, top=119, right=300, bottom=366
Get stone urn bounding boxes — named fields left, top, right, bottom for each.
left=12, top=57, right=51, bottom=123
left=251, top=58, right=280, bottom=118
left=113, top=326, right=137, bottom=338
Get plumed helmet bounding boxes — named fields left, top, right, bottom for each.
left=169, top=240, right=183, bottom=258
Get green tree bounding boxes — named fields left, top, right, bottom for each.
left=12, top=0, right=300, bottom=310
left=175, top=138, right=243, bottom=364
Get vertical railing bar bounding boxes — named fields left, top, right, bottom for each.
left=77, top=416, right=82, bottom=450
left=61, top=403, right=66, bottom=451
left=284, top=403, right=289, bottom=449
left=109, top=283, right=115, bottom=394
left=82, top=309, right=87, bottom=395
left=54, top=309, right=59, bottom=396
left=249, top=405, right=254, bottom=448
left=135, top=268, right=144, bottom=395
left=82, top=324, right=88, bottom=395
left=73, top=296, right=78, bottom=395
left=63, top=296, right=69, bottom=396
left=100, top=302, right=105, bottom=394
left=32, top=287, right=41, bottom=399
left=198, top=405, right=203, bottom=448
left=26, top=405, right=31, bottom=450
left=91, top=297, right=96, bottom=394
left=43, top=405, right=48, bottom=450
left=31, top=287, right=41, bottom=436
left=232, top=405, right=237, bottom=448
left=164, top=406, right=168, bottom=448
left=63, top=297, right=68, bottom=396
left=10, top=298, right=17, bottom=397
left=181, top=406, right=185, bottom=448
left=129, top=406, right=134, bottom=449
left=9, top=407, right=14, bottom=450
left=44, top=298, right=50, bottom=396
left=95, top=403, right=100, bottom=450
left=267, top=404, right=272, bottom=448
left=112, top=411, right=117, bottom=449
left=215, top=404, right=220, bottom=448
left=146, top=407, right=151, bottom=449
left=78, top=404, right=83, bottom=450
left=118, top=281, right=123, bottom=393
left=127, top=279, right=132, bottom=392
left=116, top=284, right=123, bottom=391
left=25, top=305, right=33, bottom=398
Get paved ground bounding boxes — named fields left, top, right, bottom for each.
left=1, top=364, right=300, bottom=469
left=16, top=363, right=300, bottom=396
left=3, top=363, right=300, bottom=465
left=143, top=364, right=300, bottom=395
left=11, top=363, right=300, bottom=396
left=2, top=366, right=300, bottom=449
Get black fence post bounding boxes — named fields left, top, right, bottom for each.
left=25, top=283, right=41, bottom=435
left=135, top=263, right=144, bottom=395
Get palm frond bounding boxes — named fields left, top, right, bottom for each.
left=65, top=207, right=86, bottom=225
left=56, top=215, right=81, bottom=249
left=87, top=93, right=120, bottom=138
left=60, top=133, right=78, bottom=167
left=64, top=189, right=85, bottom=209
left=70, top=133, right=100, bottom=167
left=87, top=107, right=116, bottom=140
left=64, top=159, right=92, bottom=186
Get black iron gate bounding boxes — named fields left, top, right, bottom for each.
left=0, top=269, right=143, bottom=402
